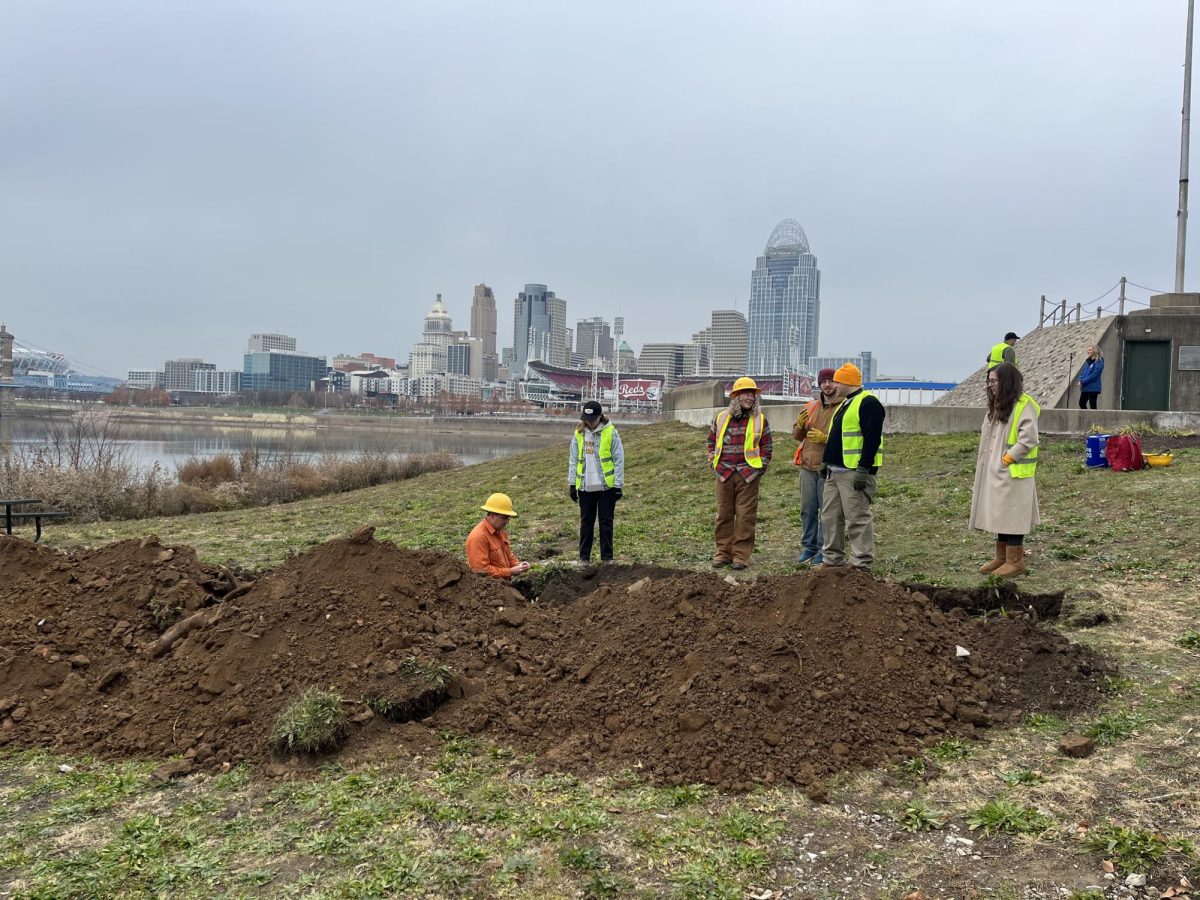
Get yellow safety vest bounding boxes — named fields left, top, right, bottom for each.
left=713, top=410, right=764, bottom=469
left=988, top=343, right=1016, bottom=369
left=1006, top=393, right=1040, bottom=478
left=837, top=391, right=883, bottom=469
left=575, top=424, right=616, bottom=488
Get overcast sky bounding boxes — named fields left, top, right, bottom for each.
left=0, top=1, right=1190, bottom=381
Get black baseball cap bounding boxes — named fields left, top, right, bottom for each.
left=1004, top=331, right=1019, bottom=341
left=581, top=400, right=603, bottom=417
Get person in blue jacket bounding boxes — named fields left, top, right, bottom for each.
left=1077, top=346, right=1104, bottom=410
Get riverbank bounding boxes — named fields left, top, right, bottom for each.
left=5, top=422, right=1198, bottom=896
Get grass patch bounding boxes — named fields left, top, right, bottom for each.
left=1085, top=711, right=1145, bottom=745
left=928, top=738, right=973, bottom=763
left=966, top=799, right=1055, bottom=836
left=1081, top=822, right=1168, bottom=874
left=895, top=801, right=944, bottom=832
left=270, top=687, right=347, bottom=755
left=1179, top=629, right=1200, bottom=649
left=998, top=767, right=1045, bottom=787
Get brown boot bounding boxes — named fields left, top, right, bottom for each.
left=993, top=545, right=1026, bottom=577
left=979, top=541, right=1006, bottom=574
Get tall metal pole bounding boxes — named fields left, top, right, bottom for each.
left=1177, top=0, right=1196, bottom=292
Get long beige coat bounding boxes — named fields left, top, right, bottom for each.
left=968, top=402, right=1040, bottom=535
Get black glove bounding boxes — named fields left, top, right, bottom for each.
left=612, top=487, right=623, bottom=501
left=852, top=468, right=870, bottom=492
left=569, top=485, right=578, bottom=503
left=818, top=463, right=830, bottom=479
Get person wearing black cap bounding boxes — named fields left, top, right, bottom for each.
left=987, top=332, right=1019, bottom=369
left=567, top=400, right=625, bottom=564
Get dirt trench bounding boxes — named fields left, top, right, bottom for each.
left=0, top=533, right=1110, bottom=790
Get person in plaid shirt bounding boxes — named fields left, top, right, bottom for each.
left=706, top=377, right=773, bottom=570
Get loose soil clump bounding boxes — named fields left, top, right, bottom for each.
left=0, top=533, right=1111, bottom=789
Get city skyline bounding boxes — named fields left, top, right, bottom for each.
left=1, top=3, right=1189, bottom=381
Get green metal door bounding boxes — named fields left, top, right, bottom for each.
left=1121, top=341, right=1171, bottom=410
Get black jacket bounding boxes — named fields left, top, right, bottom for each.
left=823, top=389, right=885, bottom=473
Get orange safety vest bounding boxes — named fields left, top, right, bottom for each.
left=792, top=398, right=822, bottom=466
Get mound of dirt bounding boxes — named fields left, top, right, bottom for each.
left=0, top=534, right=1111, bottom=789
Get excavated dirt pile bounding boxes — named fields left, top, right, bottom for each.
left=0, top=533, right=1111, bottom=789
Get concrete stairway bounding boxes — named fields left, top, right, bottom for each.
left=935, top=319, right=1117, bottom=409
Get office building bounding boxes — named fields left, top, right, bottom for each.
left=164, top=358, right=215, bottom=392
left=747, top=219, right=821, bottom=374
left=512, top=284, right=567, bottom=376
left=576, top=317, right=614, bottom=366
left=637, top=342, right=700, bottom=390
left=242, top=350, right=327, bottom=392
left=126, top=369, right=163, bottom=390
left=193, top=369, right=243, bottom=394
left=247, top=333, right=297, bottom=353
left=422, top=294, right=454, bottom=348
left=447, top=338, right=484, bottom=379
left=332, top=352, right=396, bottom=371
left=469, top=284, right=497, bottom=380
left=809, top=352, right=877, bottom=384
left=408, top=342, right=448, bottom=379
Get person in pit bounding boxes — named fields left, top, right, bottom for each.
left=465, top=493, right=530, bottom=580
left=566, top=399, right=625, bottom=564
left=970, top=362, right=1041, bottom=578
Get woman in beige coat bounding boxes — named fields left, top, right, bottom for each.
left=969, top=362, right=1040, bottom=577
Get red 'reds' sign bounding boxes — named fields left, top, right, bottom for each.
left=617, top=379, right=662, bottom=402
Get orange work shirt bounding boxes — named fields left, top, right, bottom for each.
left=465, top=517, right=519, bottom=579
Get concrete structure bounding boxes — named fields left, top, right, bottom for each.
left=410, top=372, right=484, bottom=399
left=748, top=219, right=821, bottom=374
left=469, top=283, right=499, bottom=380
left=809, top=352, right=877, bottom=384
left=512, top=284, right=568, bottom=376
left=939, top=295, right=1200, bottom=412
left=192, top=369, right=243, bottom=394
left=242, top=350, right=327, bottom=393
left=668, top=379, right=1200, bottom=434
left=126, top=369, right=163, bottom=390
left=248, top=333, right=297, bottom=353
left=163, top=358, right=215, bottom=392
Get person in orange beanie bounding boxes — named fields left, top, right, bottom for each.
left=818, top=363, right=886, bottom=572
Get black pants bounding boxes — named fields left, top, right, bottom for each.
left=997, top=533, right=1025, bottom=546
left=579, top=488, right=618, bottom=562
left=1078, top=391, right=1099, bottom=410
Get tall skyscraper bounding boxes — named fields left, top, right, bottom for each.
left=512, top=284, right=567, bottom=376
left=692, top=310, right=748, bottom=375
left=747, top=219, right=820, bottom=374
left=575, top=317, right=614, bottom=365
left=422, top=294, right=454, bottom=348
left=469, top=284, right=498, bottom=380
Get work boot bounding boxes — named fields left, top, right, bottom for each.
left=731, top=561, right=748, bottom=571
left=993, top=545, right=1026, bottom=578
left=979, top=541, right=1007, bottom=574
left=711, top=558, right=731, bottom=568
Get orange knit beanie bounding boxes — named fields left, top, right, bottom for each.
left=833, top=363, right=862, bottom=387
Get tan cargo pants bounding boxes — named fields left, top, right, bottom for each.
left=820, top=468, right=877, bottom=569
left=714, top=472, right=761, bottom=565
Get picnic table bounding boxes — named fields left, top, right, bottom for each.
left=1, top=498, right=70, bottom=542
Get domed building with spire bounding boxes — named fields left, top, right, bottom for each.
left=747, top=218, right=821, bottom=375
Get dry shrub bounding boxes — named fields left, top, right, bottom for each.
left=177, top=454, right=239, bottom=485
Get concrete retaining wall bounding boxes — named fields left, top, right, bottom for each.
left=672, top=402, right=1200, bottom=434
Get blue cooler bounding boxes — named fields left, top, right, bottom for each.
left=1085, top=433, right=1111, bottom=467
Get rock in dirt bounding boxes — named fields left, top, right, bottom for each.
left=349, top=524, right=375, bottom=544
left=1058, top=733, right=1096, bottom=758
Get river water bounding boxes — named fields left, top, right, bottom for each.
left=3, top=419, right=562, bottom=471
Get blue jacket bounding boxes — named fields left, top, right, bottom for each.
left=1078, top=357, right=1104, bottom=393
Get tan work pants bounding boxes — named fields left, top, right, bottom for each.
left=714, top=472, right=761, bottom=565
left=820, top=468, right=876, bottom=568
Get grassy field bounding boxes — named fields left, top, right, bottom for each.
left=4, top=422, right=1199, bottom=897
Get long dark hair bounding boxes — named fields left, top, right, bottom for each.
left=986, top=362, right=1023, bottom=423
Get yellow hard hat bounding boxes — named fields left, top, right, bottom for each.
left=481, top=492, right=518, bottom=517
left=730, top=376, right=759, bottom=395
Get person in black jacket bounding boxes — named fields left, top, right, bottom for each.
left=818, top=363, right=886, bottom=572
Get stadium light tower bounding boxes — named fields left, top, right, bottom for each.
left=1178, top=0, right=1196, bottom=292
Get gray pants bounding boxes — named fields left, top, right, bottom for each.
left=820, top=468, right=877, bottom=568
